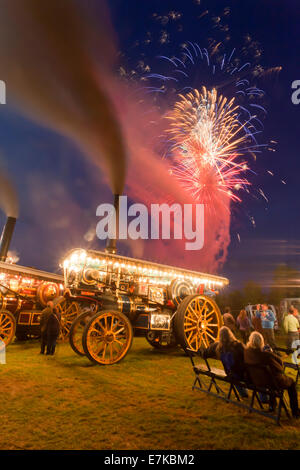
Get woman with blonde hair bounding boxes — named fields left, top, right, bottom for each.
left=244, top=331, right=299, bottom=418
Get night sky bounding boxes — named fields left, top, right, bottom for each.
left=0, top=0, right=299, bottom=291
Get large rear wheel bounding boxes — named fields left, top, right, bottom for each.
left=82, top=310, right=133, bottom=365
left=174, top=294, right=222, bottom=352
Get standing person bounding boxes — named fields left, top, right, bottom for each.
left=283, top=307, right=300, bottom=350
left=201, top=326, right=248, bottom=398
left=255, top=303, right=277, bottom=349
left=244, top=331, right=300, bottom=418
left=292, top=306, right=300, bottom=324
left=252, top=304, right=263, bottom=334
left=236, top=309, right=251, bottom=344
left=46, top=303, right=61, bottom=355
left=39, top=301, right=53, bottom=354
left=222, top=307, right=236, bottom=333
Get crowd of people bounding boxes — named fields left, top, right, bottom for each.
left=201, top=303, right=300, bottom=418
left=201, top=326, right=300, bottom=418
left=222, top=303, right=300, bottom=351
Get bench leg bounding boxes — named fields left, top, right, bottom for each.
left=210, top=378, right=225, bottom=395
left=233, top=384, right=242, bottom=401
left=249, top=390, right=257, bottom=412
left=255, top=392, right=264, bottom=410
left=281, top=396, right=291, bottom=419
left=192, top=376, right=202, bottom=390
left=227, top=383, right=241, bottom=402
left=276, top=398, right=282, bottom=425
left=272, top=392, right=290, bottom=425
left=227, top=384, right=233, bottom=400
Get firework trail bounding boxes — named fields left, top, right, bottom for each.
left=110, top=32, right=270, bottom=272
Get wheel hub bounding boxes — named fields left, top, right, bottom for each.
left=105, top=332, right=114, bottom=343
left=197, top=318, right=206, bottom=330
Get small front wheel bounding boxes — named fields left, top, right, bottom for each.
left=0, top=310, right=16, bottom=346
left=82, top=310, right=133, bottom=365
left=69, top=309, right=94, bottom=356
left=54, top=298, right=81, bottom=342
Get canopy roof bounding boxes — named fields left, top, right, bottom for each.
left=62, top=248, right=229, bottom=288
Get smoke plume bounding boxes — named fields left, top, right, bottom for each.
left=0, top=0, right=231, bottom=273
left=0, top=171, right=19, bottom=218
left=0, top=0, right=126, bottom=194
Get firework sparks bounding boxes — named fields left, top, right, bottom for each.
left=165, top=86, right=253, bottom=206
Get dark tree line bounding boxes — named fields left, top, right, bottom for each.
left=218, top=264, right=300, bottom=316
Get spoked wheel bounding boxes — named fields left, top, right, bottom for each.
left=69, top=310, right=95, bottom=356
left=55, top=299, right=81, bottom=342
left=0, top=310, right=16, bottom=346
left=145, top=331, right=178, bottom=350
left=82, top=310, right=133, bottom=365
left=174, top=294, right=222, bottom=352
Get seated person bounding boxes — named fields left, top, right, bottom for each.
left=201, top=326, right=248, bottom=398
left=244, top=331, right=299, bottom=418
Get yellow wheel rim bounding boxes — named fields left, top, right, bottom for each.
left=183, top=296, right=221, bottom=351
left=86, top=312, right=132, bottom=365
left=56, top=300, right=80, bottom=341
left=0, top=311, right=15, bottom=346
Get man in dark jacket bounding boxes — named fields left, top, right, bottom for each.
left=244, top=331, right=299, bottom=418
left=46, top=304, right=61, bottom=355
left=39, top=301, right=53, bottom=354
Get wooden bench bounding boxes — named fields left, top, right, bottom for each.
left=187, top=349, right=291, bottom=425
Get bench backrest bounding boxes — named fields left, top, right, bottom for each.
left=245, top=363, right=280, bottom=391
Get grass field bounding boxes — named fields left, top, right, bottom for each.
left=0, top=336, right=299, bottom=450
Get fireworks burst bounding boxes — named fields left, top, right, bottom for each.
left=138, top=39, right=277, bottom=214
left=166, top=86, right=256, bottom=206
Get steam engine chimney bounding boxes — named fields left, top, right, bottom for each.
left=0, top=216, right=16, bottom=261
left=105, top=194, right=119, bottom=254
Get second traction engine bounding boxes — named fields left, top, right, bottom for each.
left=62, top=248, right=228, bottom=365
